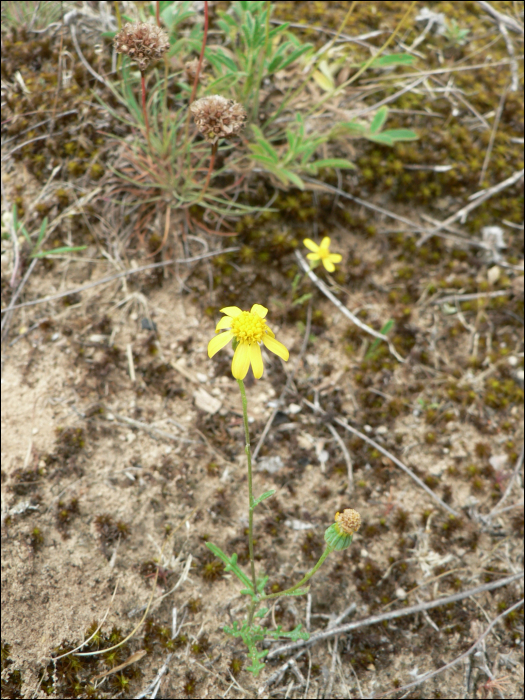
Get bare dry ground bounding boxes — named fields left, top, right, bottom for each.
left=1, top=2, right=524, bottom=699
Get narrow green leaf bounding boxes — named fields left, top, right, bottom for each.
left=255, top=607, right=269, bottom=618
left=370, top=106, right=389, bottom=134
left=313, top=158, right=356, bottom=170
left=280, top=169, right=305, bottom=189
left=365, top=319, right=394, bottom=359
left=272, top=44, right=312, bottom=73
left=36, top=216, right=48, bottom=248
left=292, top=293, right=313, bottom=306
left=365, top=133, right=394, bottom=145
left=380, top=128, right=419, bottom=142
left=252, top=490, right=275, bottom=509
left=32, top=245, right=87, bottom=258
left=370, top=53, right=415, bottom=67
left=283, top=586, right=310, bottom=597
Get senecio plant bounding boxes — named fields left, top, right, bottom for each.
left=207, top=304, right=361, bottom=676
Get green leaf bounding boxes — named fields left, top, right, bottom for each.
left=272, top=44, right=312, bottom=73
left=292, top=293, right=313, bottom=306
left=280, top=169, right=305, bottom=189
left=35, top=216, right=48, bottom=248
left=255, top=608, right=269, bottom=618
left=380, top=128, right=419, bottom=142
left=282, top=586, right=310, bottom=597
left=370, top=53, right=415, bottom=67
left=365, top=133, right=394, bottom=145
left=32, top=245, right=87, bottom=258
left=365, top=319, right=394, bottom=359
left=206, top=48, right=238, bottom=73
left=312, top=158, right=356, bottom=170
left=370, top=106, right=389, bottom=134
left=252, top=490, right=275, bottom=509
left=205, top=542, right=254, bottom=591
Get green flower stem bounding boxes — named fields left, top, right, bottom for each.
left=237, top=379, right=257, bottom=596
left=261, top=545, right=335, bottom=601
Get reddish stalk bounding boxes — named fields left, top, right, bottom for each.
left=140, top=71, right=151, bottom=147
left=190, top=0, right=209, bottom=105
left=155, top=1, right=161, bottom=27
left=200, top=142, right=217, bottom=197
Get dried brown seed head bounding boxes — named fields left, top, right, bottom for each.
left=190, top=95, right=247, bottom=145
left=334, top=509, right=361, bottom=536
left=114, top=22, right=170, bottom=72
left=184, top=58, right=206, bottom=83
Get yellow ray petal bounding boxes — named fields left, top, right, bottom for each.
left=250, top=304, right=268, bottom=319
left=320, top=236, right=331, bottom=249
left=250, top=343, right=264, bottom=379
left=216, top=316, right=233, bottom=332
left=265, top=325, right=275, bottom=338
left=208, top=330, right=233, bottom=358
left=328, top=253, right=342, bottom=263
left=219, top=306, right=242, bottom=318
left=262, top=335, right=289, bottom=361
left=231, top=341, right=251, bottom=380
left=322, top=258, right=335, bottom=273
left=303, top=238, right=320, bottom=253
left=306, top=252, right=320, bottom=260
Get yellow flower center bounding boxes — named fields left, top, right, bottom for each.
left=230, top=311, right=266, bottom=344
left=317, top=246, right=330, bottom=259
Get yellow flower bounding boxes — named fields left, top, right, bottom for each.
left=303, top=237, right=342, bottom=273
left=208, top=304, right=289, bottom=380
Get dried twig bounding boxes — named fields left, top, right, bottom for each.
left=266, top=571, right=523, bottom=660
left=417, top=169, right=524, bottom=246
left=303, top=399, right=459, bottom=516
left=1, top=247, right=240, bottom=314
left=295, top=251, right=405, bottom=363
left=497, top=21, right=520, bottom=91
left=326, top=422, right=353, bottom=493
left=479, top=85, right=508, bottom=185
left=475, top=0, right=524, bottom=34
left=431, top=290, right=509, bottom=306
left=376, top=596, right=524, bottom=698
left=489, top=444, right=524, bottom=517
left=104, top=410, right=197, bottom=444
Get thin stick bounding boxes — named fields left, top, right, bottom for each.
left=295, top=251, right=405, bottom=363
left=266, top=571, right=524, bottom=659
left=1, top=247, right=240, bottom=314
left=431, top=290, right=509, bottom=305
left=377, top=597, right=524, bottom=698
left=326, top=422, right=353, bottom=493
left=489, top=444, right=524, bottom=517
left=190, top=0, right=208, bottom=105
left=303, top=399, right=459, bottom=517
left=417, top=169, right=524, bottom=246
left=479, top=85, right=508, bottom=185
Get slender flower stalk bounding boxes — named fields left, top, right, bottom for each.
left=140, top=71, right=150, bottom=145
left=237, top=378, right=257, bottom=593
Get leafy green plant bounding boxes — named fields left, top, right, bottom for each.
left=8, top=205, right=86, bottom=259
left=331, top=106, right=419, bottom=146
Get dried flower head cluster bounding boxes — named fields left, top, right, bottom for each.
left=190, top=95, right=247, bottom=145
left=114, top=22, right=170, bottom=72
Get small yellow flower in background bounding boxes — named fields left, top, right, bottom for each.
left=208, top=304, right=289, bottom=380
left=303, top=236, right=342, bottom=273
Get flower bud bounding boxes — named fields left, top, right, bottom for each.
left=190, top=95, right=247, bottom=145
left=324, top=509, right=361, bottom=550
